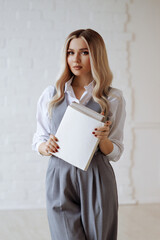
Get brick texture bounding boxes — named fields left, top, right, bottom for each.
left=0, top=0, right=132, bottom=209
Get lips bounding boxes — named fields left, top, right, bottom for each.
left=73, top=66, right=82, bottom=70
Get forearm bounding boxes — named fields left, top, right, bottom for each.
left=99, top=138, right=114, bottom=155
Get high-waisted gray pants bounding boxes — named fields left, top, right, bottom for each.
left=45, top=151, right=118, bottom=240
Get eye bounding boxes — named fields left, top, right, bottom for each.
left=81, top=51, right=89, bottom=55
left=67, top=51, right=74, bottom=55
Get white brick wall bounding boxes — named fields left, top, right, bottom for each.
left=0, top=0, right=133, bottom=209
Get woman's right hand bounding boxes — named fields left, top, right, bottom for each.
left=38, top=135, right=60, bottom=156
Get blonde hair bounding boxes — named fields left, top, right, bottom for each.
left=48, top=28, right=113, bottom=117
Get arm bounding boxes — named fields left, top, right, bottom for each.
left=32, top=86, right=57, bottom=155
left=92, top=120, right=113, bottom=155
left=93, top=90, right=126, bottom=162
left=99, top=135, right=114, bottom=155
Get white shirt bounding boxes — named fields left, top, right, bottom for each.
left=32, top=77, right=126, bottom=162
left=64, top=76, right=95, bottom=105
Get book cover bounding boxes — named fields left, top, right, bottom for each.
left=51, top=103, right=104, bottom=171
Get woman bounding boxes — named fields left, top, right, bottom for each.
left=32, top=28, right=126, bottom=240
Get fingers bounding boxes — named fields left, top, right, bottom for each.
left=92, top=121, right=112, bottom=139
left=104, top=120, right=112, bottom=126
left=45, top=135, right=60, bottom=154
left=94, top=126, right=109, bottom=132
left=92, top=130, right=109, bottom=138
left=94, top=121, right=111, bottom=132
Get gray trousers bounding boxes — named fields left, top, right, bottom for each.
left=45, top=151, right=118, bottom=240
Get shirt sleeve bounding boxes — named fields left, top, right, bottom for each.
left=32, top=86, right=55, bottom=154
left=103, top=89, right=126, bottom=162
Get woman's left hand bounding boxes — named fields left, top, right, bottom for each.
left=92, top=121, right=112, bottom=141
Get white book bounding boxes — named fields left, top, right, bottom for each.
left=50, top=102, right=105, bottom=171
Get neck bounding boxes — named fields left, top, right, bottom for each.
left=72, top=74, right=93, bottom=88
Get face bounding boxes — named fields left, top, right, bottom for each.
left=67, top=38, right=91, bottom=77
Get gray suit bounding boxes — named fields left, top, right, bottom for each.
left=46, top=94, right=118, bottom=240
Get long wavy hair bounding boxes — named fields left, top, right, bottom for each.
left=48, top=28, right=113, bottom=117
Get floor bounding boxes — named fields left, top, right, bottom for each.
left=0, top=204, right=160, bottom=240
left=118, top=204, right=160, bottom=240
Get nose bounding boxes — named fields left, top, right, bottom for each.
left=73, top=52, right=81, bottom=63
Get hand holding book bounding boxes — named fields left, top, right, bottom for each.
left=93, top=120, right=113, bottom=155
left=38, top=135, right=60, bottom=156
left=45, top=120, right=111, bottom=155
left=49, top=102, right=108, bottom=171
left=39, top=116, right=112, bottom=157
left=92, top=120, right=112, bottom=139
left=46, top=135, right=60, bottom=154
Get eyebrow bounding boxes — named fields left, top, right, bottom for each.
left=68, top=48, right=89, bottom=51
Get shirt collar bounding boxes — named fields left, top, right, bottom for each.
left=84, top=80, right=94, bottom=91
left=65, top=76, right=94, bottom=92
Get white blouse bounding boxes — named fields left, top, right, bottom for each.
left=32, top=77, right=126, bottom=162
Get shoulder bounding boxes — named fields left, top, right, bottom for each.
left=107, top=87, right=126, bottom=116
left=108, top=87, right=124, bottom=100
left=107, top=87, right=125, bottom=105
left=38, top=85, right=56, bottom=105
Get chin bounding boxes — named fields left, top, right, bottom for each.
left=72, top=71, right=83, bottom=76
